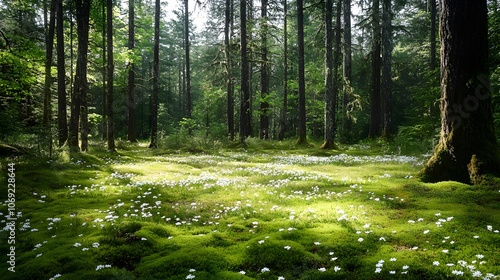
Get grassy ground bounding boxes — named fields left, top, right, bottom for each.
left=1, top=140, right=499, bottom=279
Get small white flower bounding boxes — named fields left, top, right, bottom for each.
left=92, top=242, right=100, bottom=248
left=402, top=265, right=409, bottom=270
left=390, top=258, right=397, bottom=262
left=433, top=261, right=440, bottom=266
left=442, top=249, right=449, bottom=253
left=375, top=268, right=382, bottom=273
left=73, top=242, right=82, bottom=247
left=358, top=238, right=364, bottom=242
left=318, top=267, right=326, bottom=272
left=423, top=230, right=430, bottom=234
left=473, top=235, right=479, bottom=239
left=36, top=253, right=43, bottom=258
left=278, top=276, right=285, bottom=280
left=186, top=274, right=196, bottom=279
left=189, top=269, right=196, bottom=272
left=334, top=266, right=341, bottom=272
left=446, top=263, right=455, bottom=267
left=239, top=271, right=246, bottom=275
left=284, top=245, right=291, bottom=250
left=314, top=242, right=321, bottom=245
left=261, top=267, right=270, bottom=273
left=258, top=240, right=265, bottom=244
left=389, top=271, right=396, bottom=274
left=487, top=225, right=493, bottom=231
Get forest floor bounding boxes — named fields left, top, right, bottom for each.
left=1, top=140, right=500, bottom=279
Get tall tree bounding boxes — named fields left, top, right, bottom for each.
left=429, top=0, right=437, bottom=70
left=128, top=0, right=137, bottom=142
left=341, top=0, right=352, bottom=142
left=296, top=0, right=307, bottom=145
left=68, top=0, right=91, bottom=151
left=43, top=0, right=56, bottom=127
left=260, top=0, right=270, bottom=139
left=149, top=0, right=160, bottom=148
left=321, top=0, right=335, bottom=149
left=369, top=0, right=381, bottom=138
left=101, top=0, right=107, bottom=141
left=419, top=0, right=500, bottom=184
left=381, top=0, right=392, bottom=137
left=225, top=0, right=234, bottom=141
left=107, top=0, right=115, bottom=152
left=184, top=0, right=192, bottom=121
left=240, top=0, right=251, bottom=142
left=278, top=0, right=288, bottom=141
left=56, top=0, right=67, bottom=146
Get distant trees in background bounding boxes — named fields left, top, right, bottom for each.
left=1, top=0, right=500, bottom=160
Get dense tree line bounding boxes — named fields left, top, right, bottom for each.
left=1, top=0, right=500, bottom=183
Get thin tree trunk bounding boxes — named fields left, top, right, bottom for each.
left=322, top=0, right=335, bottom=149
left=128, top=0, right=137, bottom=142
left=260, top=0, right=269, bottom=139
left=429, top=0, right=437, bottom=70
left=56, top=0, right=67, bottom=147
left=278, top=0, right=288, bottom=141
left=381, top=0, right=392, bottom=138
left=149, top=0, right=160, bottom=148
left=297, top=0, right=307, bottom=145
left=68, top=0, right=91, bottom=151
left=185, top=0, right=192, bottom=122
left=341, top=0, right=352, bottom=142
left=240, top=0, right=251, bottom=143
left=420, top=0, right=500, bottom=184
left=225, top=0, right=234, bottom=141
left=43, top=0, right=56, bottom=127
left=107, top=0, right=115, bottom=151
left=101, top=0, right=107, bottom=141
left=369, top=0, right=381, bottom=138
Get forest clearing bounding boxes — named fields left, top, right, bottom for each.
left=1, top=141, right=500, bottom=279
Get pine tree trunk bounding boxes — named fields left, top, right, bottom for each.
left=43, top=0, right=56, bottom=127
left=260, top=0, right=269, bottom=139
left=240, top=0, right=251, bottom=143
left=341, top=0, right=352, bottom=142
left=278, top=0, right=288, bottom=141
left=381, top=0, right=392, bottom=138
left=419, top=0, right=500, bottom=184
left=322, top=0, right=335, bottom=149
left=149, top=0, right=160, bottom=149
left=128, top=0, right=137, bottom=142
left=68, top=0, right=91, bottom=151
left=185, top=0, right=192, bottom=122
left=225, top=0, right=234, bottom=141
left=107, top=0, right=115, bottom=152
left=101, top=0, right=107, bottom=142
left=369, top=0, right=381, bottom=138
left=296, top=0, right=307, bottom=145
left=56, top=0, right=68, bottom=147
left=429, top=0, right=437, bottom=70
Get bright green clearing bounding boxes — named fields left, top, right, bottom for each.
left=1, top=141, right=500, bottom=280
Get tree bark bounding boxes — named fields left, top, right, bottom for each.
left=341, top=0, right=352, bottom=142
left=419, top=0, right=500, bottom=184
left=278, top=0, right=288, bottom=141
left=429, top=0, right=437, bottom=70
left=381, top=0, right=392, bottom=138
left=149, top=0, right=160, bottom=149
left=225, top=0, right=234, bottom=141
left=296, top=0, right=307, bottom=145
left=101, top=0, right=107, bottom=141
left=68, top=0, right=91, bottom=151
left=321, top=0, right=335, bottom=149
left=239, top=0, right=251, bottom=143
left=128, top=0, right=137, bottom=142
left=56, top=0, right=68, bottom=147
left=107, top=0, right=115, bottom=152
left=369, top=0, right=381, bottom=138
left=185, top=0, right=192, bottom=122
left=260, top=0, right=270, bottom=139
left=43, top=0, right=56, bottom=127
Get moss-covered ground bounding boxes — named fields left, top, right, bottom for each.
left=1, top=140, right=499, bottom=279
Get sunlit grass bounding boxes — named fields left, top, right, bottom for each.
left=1, top=141, right=499, bottom=279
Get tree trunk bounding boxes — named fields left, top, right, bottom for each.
left=101, top=0, right=107, bottom=141
left=278, top=0, right=288, bottom=141
left=225, top=0, right=234, bottom=141
left=341, top=0, right=352, bottom=143
left=381, top=0, right=392, bottom=138
left=56, top=0, right=68, bottom=147
left=43, top=0, right=56, bottom=127
left=185, top=0, right=192, bottom=122
left=260, top=0, right=270, bottom=139
left=429, top=0, right=437, bottom=70
left=321, top=0, right=335, bottom=149
left=128, top=0, right=137, bottom=142
left=107, top=0, right=115, bottom=152
left=296, top=0, right=307, bottom=145
left=369, top=0, right=381, bottom=138
left=149, top=0, right=160, bottom=149
left=68, top=0, right=91, bottom=151
left=419, top=0, right=500, bottom=184
left=239, top=0, right=251, bottom=143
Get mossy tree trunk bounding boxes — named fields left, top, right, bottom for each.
left=296, top=0, right=307, bottom=145
left=419, top=0, right=500, bottom=184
